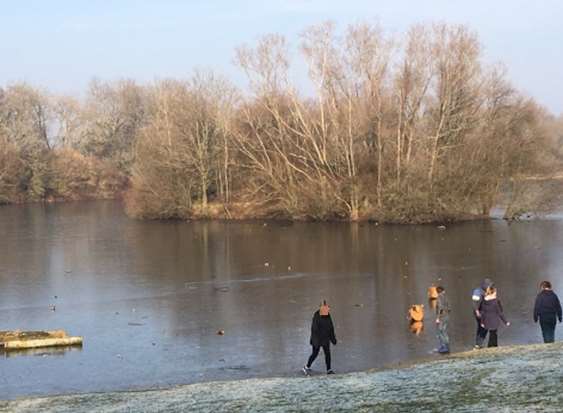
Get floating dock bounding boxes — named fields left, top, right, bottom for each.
left=0, top=330, right=83, bottom=350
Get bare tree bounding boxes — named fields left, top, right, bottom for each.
left=0, top=83, right=52, bottom=151
left=426, top=24, right=483, bottom=191
left=1, top=21, right=553, bottom=222
left=79, top=79, right=146, bottom=172
left=52, top=95, right=83, bottom=149
left=127, top=73, right=236, bottom=218
left=393, top=25, right=433, bottom=188
left=0, top=83, right=53, bottom=200
left=0, top=133, right=25, bottom=203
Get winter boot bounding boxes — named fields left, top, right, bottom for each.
left=438, top=344, right=450, bottom=354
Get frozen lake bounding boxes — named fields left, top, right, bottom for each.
left=1, top=201, right=562, bottom=399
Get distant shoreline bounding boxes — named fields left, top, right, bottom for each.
left=0, top=198, right=494, bottom=225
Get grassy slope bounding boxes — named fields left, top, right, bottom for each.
left=2, top=342, right=563, bottom=413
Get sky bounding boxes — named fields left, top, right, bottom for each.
left=1, top=0, right=562, bottom=114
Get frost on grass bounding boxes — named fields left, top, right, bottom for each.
left=2, top=343, right=563, bottom=412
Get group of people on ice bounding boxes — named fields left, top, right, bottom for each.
left=303, top=280, right=562, bottom=375
left=435, top=278, right=511, bottom=354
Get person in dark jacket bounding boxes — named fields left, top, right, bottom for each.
left=533, top=281, right=562, bottom=343
left=472, top=278, right=494, bottom=349
left=303, top=300, right=337, bottom=375
left=478, top=286, right=510, bottom=347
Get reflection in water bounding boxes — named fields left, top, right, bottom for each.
left=2, top=345, right=82, bottom=359
left=409, top=321, right=424, bottom=336
left=1, top=201, right=563, bottom=399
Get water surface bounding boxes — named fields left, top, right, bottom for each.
left=1, top=201, right=562, bottom=399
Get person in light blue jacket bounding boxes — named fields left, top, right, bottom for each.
left=472, top=278, right=493, bottom=348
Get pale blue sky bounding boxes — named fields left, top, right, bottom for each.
left=1, top=0, right=562, bottom=114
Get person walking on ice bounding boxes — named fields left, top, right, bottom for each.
left=534, top=281, right=562, bottom=343
left=435, top=286, right=450, bottom=354
left=303, top=300, right=337, bottom=375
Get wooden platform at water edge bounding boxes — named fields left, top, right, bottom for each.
left=0, top=330, right=83, bottom=350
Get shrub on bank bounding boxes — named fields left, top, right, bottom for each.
left=0, top=138, right=26, bottom=204
left=0, top=147, right=127, bottom=204
left=48, top=148, right=127, bottom=201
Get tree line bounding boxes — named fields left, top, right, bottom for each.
left=1, top=22, right=561, bottom=222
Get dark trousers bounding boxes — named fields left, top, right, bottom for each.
left=307, top=344, right=331, bottom=371
left=475, top=315, right=487, bottom=346
left=540, top=317, right=556, bottom=343
left=478, top=329, right=498, bottom=347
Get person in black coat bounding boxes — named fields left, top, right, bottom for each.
left=303, top=300, right=337, bottom=375
left=534, top=281, right=562, bottom=343
left=478, top=286, right=510, bottom=347
left=472, top=278, right=494, bottom=348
